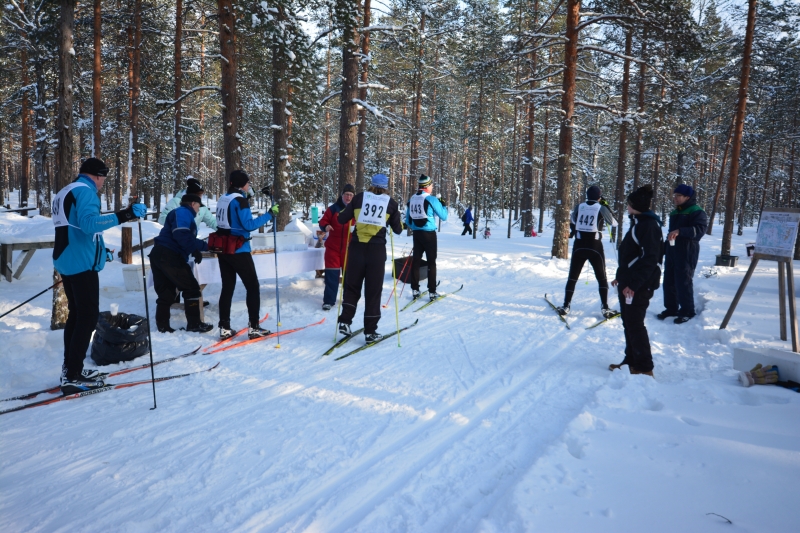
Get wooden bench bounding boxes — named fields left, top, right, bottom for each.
left=0, top=241, right=55, bottom=282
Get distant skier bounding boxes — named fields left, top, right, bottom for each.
left=461, top=206, right=473, bottom=235
left=52, top=157, right=146, bottom=393
left=556, top=185, right=618, bottom=319
left=657, top=184, right=708, bottom=324
left=609, top=184, right=663, bottom=377
left=406, top=174, right=448, bottom=301
left=319, top=183, right=355, bottom=311
left=149, top=193, right=212, bottom=334
left=336, top=173, right=403, bottom=343
left=158, top=176, right=217, bottom=230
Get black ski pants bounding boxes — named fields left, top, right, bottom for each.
left=564, top=240, right=609, bottom=307
left=663, top=243, right=699, bottom=317
left=61, top=270, right=100, bottom=380
left=461, top=224, right=472, bottom=236
left=618, top=286, right=654, bottom=373
left=411, top=230, right=438, bottom=293
left=218, top=252, right=261, bottom=329
left=149, top=244, right=203, bottom=328
left=338, top=242, right=385, bottom=334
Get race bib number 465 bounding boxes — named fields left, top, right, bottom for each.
left=357, top=192, right=390, bottom=227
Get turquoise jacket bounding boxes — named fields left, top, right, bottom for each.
left=405, top=191, right=448, bottom=232
left=158, top=189, right=217, bottom=229
left=52, top=175, right=120, bottom=275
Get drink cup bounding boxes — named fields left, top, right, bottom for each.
left=625, top=295, right=633, bottom=305
left=669, top=238, right=676, bottom=247
left=110, top=303, right=119, bottom=316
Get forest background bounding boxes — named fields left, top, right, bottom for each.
left=1, top=0, right=798, bottom=259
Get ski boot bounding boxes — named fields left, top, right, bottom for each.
left=248, top=323, right=272, bottom=339
left=601, top=307, right=619, bottom=319
left=365, top=332, right=384, bottom=343
left=219, top=326, right=235, bottom=340
left=555, top=303, right=570, bottom=316
left=338, top=323, right=352, bottom=336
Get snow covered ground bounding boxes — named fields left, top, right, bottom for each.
left=1, top=206, right=798, bottom=533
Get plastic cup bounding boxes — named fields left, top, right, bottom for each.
left=625, top=295, right=633, bottom=305
left=110, top=303, right=119, bottom=316
left=669, top=238, right=676, bottom=247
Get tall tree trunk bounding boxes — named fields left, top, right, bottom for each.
left=708, top=116, right=736, bottom=235
left=720, top=0, right=756, bottom=257
left=473, top=76, right=484, bottom=239
left=355, top=0, right=371, bottom=189
left=551, top=0, right=580, bottom=259
left=272, top=6, right=290, bottom=231
left=129, top=0, right=142, bottom=197
left=323, top=14, right=332, bottom=204
left=632, top=30, right=647, bottom=191
left=218, top=0, right=240, bottom=179
left=173, top=0, right=183, bottom=189
left=409, top=10, right=426, bottom=198
left=538, top=108, right=549, bottom=235
left=459, top=93, right=470, bottom=205
left=614, top=27, right=632, bottom=247
left=55, top=0, right=75, bottom=192
left=759, top=139, right=774, bottom=213
left=92, top=0, right=102, bottom=158
left=336, top=0, right=360, bottom=190
left=521, top=38, right=537, bottom=237
left=34, top=59, right=49, bottom=213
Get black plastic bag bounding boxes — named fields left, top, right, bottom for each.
left=90, top=311, right=150, bottom=366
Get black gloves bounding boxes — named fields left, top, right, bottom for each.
left=114, top=204, right=146, bottom=224
left=569, top=228, right=576, bottom=239
left=402, top=221, right=408, bottom=230
left=192, top=250, right=203, bottom=264
left=440, top=198, right=448, bottom=208
left=261, top=185, right=272, bottom=196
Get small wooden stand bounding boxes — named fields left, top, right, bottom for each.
left=719, top=253, right=798, bottom=352
left=720, top=207, right=800, bottom=353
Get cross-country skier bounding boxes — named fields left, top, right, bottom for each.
left=609, top=184, right=663, bottom=377
left=52, top=157, right=146, bottom=393
left=215, top=170, right=278, bottom=340
left=556, top=185, right=618, bottom=318
left=405, top=174, right=448, bottom=301
left=336, top=174, right=403, bottom=342
left=319, top=183, right=355, bottom=311
left=149, top=193, right=212, bottom=333
left=158, top=176, right=217, bottom=229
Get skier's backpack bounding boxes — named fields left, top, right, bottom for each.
left=90, top=311, right=150, bottom=365
left=461, top=212, right=467, bottom=223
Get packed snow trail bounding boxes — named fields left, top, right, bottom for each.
left=1, top=210, right=799, bottom=532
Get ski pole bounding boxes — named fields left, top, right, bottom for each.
left=334, top=220, right=352, bottom=342
left=382, top=254, right=411, bottom=308
left=270, top=193, right=282, bottom=347
left=0, top=279, right=63, bottom=320
left=137, top=219, right=158, bottom=410
left=389, top=229, right=401, bottom=346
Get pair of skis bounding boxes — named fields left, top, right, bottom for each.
left=399, top=281, right=441, bottom=312
left=321, top=320, right=420, bottom=361
left=544, top=293, right=620, bottom=330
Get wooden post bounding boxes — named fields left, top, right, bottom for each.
left=786, top=260, right=799, bottom=352
left=121, top=225, right=132, bottom=264
left=778, top=259, right=787, bottom=341
left=51, top=269, right=68, bottom=330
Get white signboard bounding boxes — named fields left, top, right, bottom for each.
left=755, top=210, right=800, bottom=258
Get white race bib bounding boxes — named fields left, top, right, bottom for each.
left=357, top=192, right=390, bottom=227
left=408, top=192, right=430, bottom=220
left=215, top=193, right=242, bottom=230
left=52, top=182, right=90, bottom=228
left=576, top=202, right=601, bottom=233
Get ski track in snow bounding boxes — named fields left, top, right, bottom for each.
left=1, top=209, right=799, bottom=532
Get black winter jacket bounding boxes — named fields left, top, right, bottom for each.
left=616, top=211, right=664, bottom=292
left=666, top=196, right=707, bottom=267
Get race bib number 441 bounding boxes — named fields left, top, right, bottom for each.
left=357, top=192, right=390, bottom=227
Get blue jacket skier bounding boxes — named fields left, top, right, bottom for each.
left=405, top=174, right=448, bottom=300
left=52, top=157, right=146, bottom=393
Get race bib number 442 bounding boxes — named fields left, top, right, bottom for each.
left=357, top=192, right=390, bottom=227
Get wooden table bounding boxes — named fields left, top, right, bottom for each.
left=0, top=241, right=55, bottom=282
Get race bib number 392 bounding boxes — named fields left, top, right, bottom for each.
left=357, top=192, right=390, bottom=227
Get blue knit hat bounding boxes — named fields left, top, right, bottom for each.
left=371, top=173, right=389, bottom=188
left=674, top=184, right=694, bottom=197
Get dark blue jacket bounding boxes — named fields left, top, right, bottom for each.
left=666, top=196, right=707, bottom=268
left=154, top=205, right=208, bottom=260
left=462, top=208, right=474, bottom=225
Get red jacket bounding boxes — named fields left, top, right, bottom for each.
left=319, top=197, right=352, bottom=269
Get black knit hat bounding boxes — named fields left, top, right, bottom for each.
left=627, top=184, right=653, bottom=212
left=79, top=157, right=110, bottom=177
left=186, top=176, right=204, bottom=194
left=342, top=183, right=356, bottom=195
left=586, top=185, right=601, bottom=201
left=229, top=170, right=250, bottom=188
left=182, top=193, right=204, bottom=207
left=418, top=174, right=432, bottom=188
